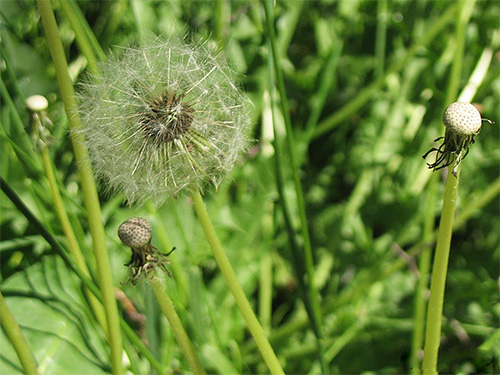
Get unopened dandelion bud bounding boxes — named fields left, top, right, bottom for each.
left=118, top=217, right=152, bottom=249
left=78, top=36, right=251, bottom=206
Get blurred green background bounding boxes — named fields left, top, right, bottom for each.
left=1, top=0, right=499, bottom=374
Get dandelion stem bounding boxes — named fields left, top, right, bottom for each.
left=37, top=131, right=108, bottom=335
left=411, top=3, right=475, bottom=371
left=0, top=291, right=38, bottom=375
left=37, top=1, right=123, bottom=373
left=409, top=174, right=437, bottom=374
left=149, top=275, right=206, bottom=374
left=422, top=167, right=460, bottom=374
left=190, top=189, right=285, bottom=375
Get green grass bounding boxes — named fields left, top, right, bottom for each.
left=1, top=1, right=499, bottom=374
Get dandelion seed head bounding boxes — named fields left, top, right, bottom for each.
left=423, top=101, right=486, bottom=177
left=443, top=102, right=482, bottom=136
left=118, top=217, right=152, bottom=249
left=78, top=36, right=251, bottom=205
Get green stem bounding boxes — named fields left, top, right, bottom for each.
left=411, top=3, right=474, bottom=371
left=36, top=1, right=123, bottom=373
left=38, top=132, right=108, bottom=334
left=152, top=211, right=190, bottom=307
left=410, top=175, right=438, bottom=374
left=58, top=0, right=100, bottom=73
left=0, top=291, right=38, bottom=375
left=190, top=189, right=285, bottom=375
left=422, top=167, right=460, bottom=374
left=149, top=276, right=206, bottom=375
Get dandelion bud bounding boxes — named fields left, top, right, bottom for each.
left=118, top=217, right=152, bottom=249
left=78, top=37, right=251, bottom=206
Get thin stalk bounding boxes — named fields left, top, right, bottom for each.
left=36, top=1, right=123, bottom=373
left=304, top=42, right=343, bottom=136
left=0, top=291, right=38, bottom=375
left=410, top=2, right=473, bottom=370
left=190, top=189, right=285, bottom=375
left=409, top=175, right=437, bottom=374
left=149, top=275, right=206, bottom=375
left=266, top=50, right=326, bottom=370
left=416, top=4, right=475, bottom=372
left=262, top=2, right=325, bottom=371
left=36, top=124, right=108, bottom=334
left=58, top=0, right=100, bottom=73
left=422, top=167, right=460, bottom=375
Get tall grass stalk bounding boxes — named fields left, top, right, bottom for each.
left=0, top=291, right=38, bottom=375
left=58, top=0, right=104, bottom=73
left=262, top=1, right=325, bottom=370
left=190, top=188, right=285, bottom=375
left=36, top=1, right=123, bottom=373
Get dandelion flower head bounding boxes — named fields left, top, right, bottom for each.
left=78, top=37, right=250, bottom=205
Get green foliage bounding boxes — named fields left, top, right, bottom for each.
left=1, top=0, right=499, bottom=374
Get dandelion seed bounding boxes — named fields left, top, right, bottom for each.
left=78, top=37, right=251, bottom=205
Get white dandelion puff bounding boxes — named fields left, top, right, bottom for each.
left=77, top=36, right=251, bottom=205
